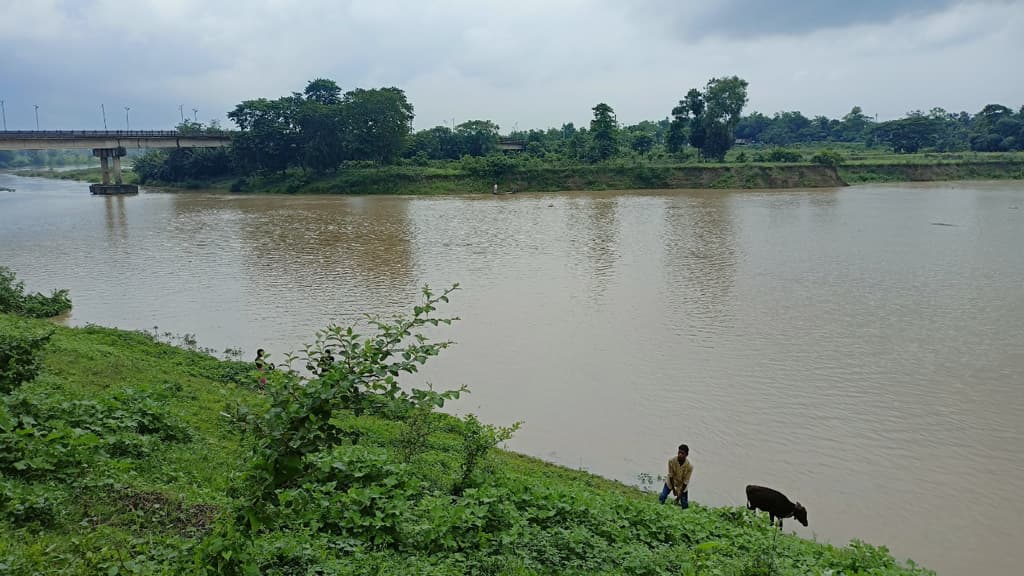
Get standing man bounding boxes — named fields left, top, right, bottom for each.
left=659, top=444, right=693, bottom=509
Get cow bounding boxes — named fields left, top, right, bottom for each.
left=745, top=485, right=807, bottom=529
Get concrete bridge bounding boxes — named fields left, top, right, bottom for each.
left=0, top=130, right=231, bottom=194
left=497, top=138, right=526, bottom=151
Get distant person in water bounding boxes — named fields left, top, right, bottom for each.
left=659, top=444, right=693, bottom=509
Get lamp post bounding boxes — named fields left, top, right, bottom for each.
left=101, top=104, right=107, bottom=129
left=1, top=99, right=6, bottom=131
left=124, top=106, right=130, bottom=131
left=179, top=104, right=184, bottom=123
left=34, top=104, right=39, bottom=130
left=192, top=108, right=198, bottom=122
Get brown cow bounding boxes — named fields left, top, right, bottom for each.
left=746, top=485, right=807, bottom=529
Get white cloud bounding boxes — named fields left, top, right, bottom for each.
left=0, top=0, right=1020, bottom=130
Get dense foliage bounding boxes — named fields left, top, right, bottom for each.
left=133, top=73, right=1022, bottom=189
left=0, top=267, right=72, bottom=319
left=0, top=289, right=935, bottom=575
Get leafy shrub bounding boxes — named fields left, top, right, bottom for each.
left=0, top=326, right=52, bottom=393
left=235, top=286, right=467, bottom=530
left=766, top=148, right=804, bottom=163
left=0, top=267, right=72, bottom=318
left=811, top=149, right=846, bottom=167
left=0, top=388, right=192, bottom=480
left=454, top=414, right=521, bottom=495
left=0, top=479, right=68, bottom=526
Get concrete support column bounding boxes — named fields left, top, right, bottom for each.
left=89, top=146, right=136, bottom=195
left=112, top=154, right=122, bottom=184
left=95, top=149, right=111, bottom=185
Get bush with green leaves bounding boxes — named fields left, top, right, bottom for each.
left=0, top=267, right=72, bottom=318
left=0, top=387, right=193, bottom=481
left=234, top=286, right=469, bottom=525
left=0, top=326, right=53, bottom=394
left=0, top=478, right=69, bottom=527
left=766, top=148, right=804, bottom=163
left=454, top=413, right=521, bottom=495
left=811, top=149, right=845, bottom=167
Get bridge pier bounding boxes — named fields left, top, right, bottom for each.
left=90, top=147, right=137, bottom=195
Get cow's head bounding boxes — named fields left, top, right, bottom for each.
left=793, top=502, right=808, bottom=527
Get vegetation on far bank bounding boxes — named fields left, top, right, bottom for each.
left=21, top=147, right=1024, bottom=195
left=107, top=75, right=1024, bottom=194
left=0, top=284, right=934, bottom=575
left=6, top=75, right=1022, bottom=193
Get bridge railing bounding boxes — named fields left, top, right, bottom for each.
left=0, top=130, right=231, bottom=139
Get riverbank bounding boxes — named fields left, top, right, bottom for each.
left=0, top=311, right=932, bottom=575
left=17, top=155, right=1024, bottom=195
left=840, top=160, right=1024, bottom=183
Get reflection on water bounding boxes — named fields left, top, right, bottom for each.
left=104, top=196, right=129, bottom=243
left=2, top=174, right=1023, bottom=576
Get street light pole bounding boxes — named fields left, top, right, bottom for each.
left=34, top=105, right=39, bottom=130
left=179, top=104, right=184, bottom=123
left=192, top=108, right=198, bottom=122
left=101, top=104, right=107, bottom=129
left=1, top=99, right=6, bottom=131
left=124, top=106, right=130, bottom=131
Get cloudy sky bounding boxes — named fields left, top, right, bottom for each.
left=1, top=0, right=1021, bottom=132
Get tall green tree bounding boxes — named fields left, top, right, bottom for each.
left=875, top=114, right=942, bottom=153
left=303, top=78, right=342, bottom=105
left=455, top=120, right=500, bottom=156
left=288, top=80, right=347, bottom=172
left=669, top=89, right=704, bottom=155
left=589, top=103, right=618, bottom=162
left=342, top=87, right=415, bottom=164
left=228, top=96, right=304, bottom=173
left=838, top=106, right=872, bottom=142
left=671, top=78, right=747, bottom=160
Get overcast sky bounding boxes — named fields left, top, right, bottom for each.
left=1, top=0, right=1021, bottom=132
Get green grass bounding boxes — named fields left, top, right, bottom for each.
left=0, top=312, right=934, bottom=575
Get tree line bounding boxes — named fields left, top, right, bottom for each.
left=132, top=75, right=1024, bottom=184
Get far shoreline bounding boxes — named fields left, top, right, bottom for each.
left=9, top=157, right=1024, bottom=195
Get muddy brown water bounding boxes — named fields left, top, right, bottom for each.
left=3, top=173, right=1023, bottom=575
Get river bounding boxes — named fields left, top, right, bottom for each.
left=2, top=173, right=1022, bottom=575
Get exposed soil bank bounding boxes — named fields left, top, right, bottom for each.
left=840, top=161, right=1024, bottom=184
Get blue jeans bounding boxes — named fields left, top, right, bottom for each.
left=659, top=483, right=688, bottom=509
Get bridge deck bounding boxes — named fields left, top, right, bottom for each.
left=0, top=130, right=232, bottom=151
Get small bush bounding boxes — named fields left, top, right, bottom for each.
left=766, top=148, right=804, bottom=163
left=0, top=267, right=72, bottom=318
left=811, top=149, right=845, bottom=167
left=454, top=414, right=520, bottom=495
left=0, top=327, right=53, bottom=393
left=0, top=479, right=68, bottom=526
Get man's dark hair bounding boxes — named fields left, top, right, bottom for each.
left=678, top=444, right=689, bottom=453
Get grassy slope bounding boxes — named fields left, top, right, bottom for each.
left=0, top=313, right=933, bottom=575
